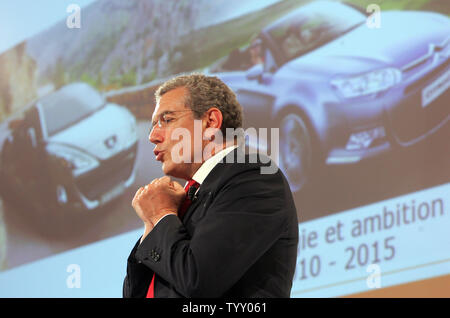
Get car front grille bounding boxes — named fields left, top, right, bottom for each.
left=388, top=74, right=449, bottom=144
left=404, top=59, right=450, bottom=95
left=75, top=143, right=137, bottom=201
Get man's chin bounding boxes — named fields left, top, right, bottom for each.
left=161, top=162, right=171, bottom=175
left=162, top=161, right=189, bottom=180
left=162, top=162, right=178, bottom=178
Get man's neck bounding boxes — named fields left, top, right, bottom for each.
left=205, top=139, right=236, bottom=161
left=187, top=139, right=237, bottom=180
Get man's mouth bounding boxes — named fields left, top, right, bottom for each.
left=155, top=150, right=164, bottom=161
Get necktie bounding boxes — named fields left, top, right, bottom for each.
left=146, top=179, right=200, bottom=298
left=179, top=179, right=200, bottom=219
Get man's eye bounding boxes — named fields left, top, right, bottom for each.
left=163, top=118, right=174, bottom=123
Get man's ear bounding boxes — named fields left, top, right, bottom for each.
left=205, top=107, right=223, bottom=129
left=203, top=107, right=223, bottom=141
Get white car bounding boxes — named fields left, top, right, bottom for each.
left=0, top=83, right=138, bottom=225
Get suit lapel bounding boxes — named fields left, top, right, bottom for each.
left=180, top=145, right=249, bottom=224
left=181, top=188, right=208, bottom=223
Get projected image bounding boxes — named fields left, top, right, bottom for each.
left=213, top=1, right=450, bottom=195
left=0, top=0, right=448, bottom=298
left=0, top=83, right=139, bottom=235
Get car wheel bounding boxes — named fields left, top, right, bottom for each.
left=277, top=111, right=316, bottom=193
left=32, top=183, right=86, bottom=239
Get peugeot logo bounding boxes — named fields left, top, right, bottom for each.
left=104, top=135, right=117, bottom=149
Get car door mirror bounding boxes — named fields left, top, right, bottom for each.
left=246, top=63, right=264, bottom=81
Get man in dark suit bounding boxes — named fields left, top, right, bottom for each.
left=123, top=73, right=298, bottom=298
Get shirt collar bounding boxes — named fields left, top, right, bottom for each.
left=187, top=144, right=238, bottom=186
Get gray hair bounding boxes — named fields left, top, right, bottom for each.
left=155, top=73, right=243, bottom=136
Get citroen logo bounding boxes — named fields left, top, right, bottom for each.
left=104, top=135, right=117, bottom=149
left=402, top=38, right=449, bottom=72
left=428, top=37, right=449, bottom=58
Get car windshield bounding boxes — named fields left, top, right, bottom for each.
left=266, top=1, right=365, bottom=63
left=39, top=84, right=104, bottom=136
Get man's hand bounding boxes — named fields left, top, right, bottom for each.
left=132, top=176, right=185, bottom=236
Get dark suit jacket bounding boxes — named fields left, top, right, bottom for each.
left=123, top=147, right=299, bottom=298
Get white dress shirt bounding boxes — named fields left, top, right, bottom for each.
left=154, top=144, right=238, bottom=227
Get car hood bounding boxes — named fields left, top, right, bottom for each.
left=285, top=11, right=450, bottom=76
left=47, top=103, right=137, bottom=160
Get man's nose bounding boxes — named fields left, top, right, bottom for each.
left=149, top=126, right=164, bottom=144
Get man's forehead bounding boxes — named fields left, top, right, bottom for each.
left=152, top=87, right=188, bottom=121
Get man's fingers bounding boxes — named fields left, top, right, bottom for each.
left=142, top=178, right=158, bottom=192
left=172, top=181, right=184, bottom=191
left=158, top=176, right=171, bottom=185
left=134, top=177, right=178, bottom=206
left=134, top=187, right=144, bottom=198
left=132, top=187, right=146, bottom=204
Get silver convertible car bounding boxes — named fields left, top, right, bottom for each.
left=215, top=1, right=450, bottom=192
left=0, top=83, right=138, bottom=228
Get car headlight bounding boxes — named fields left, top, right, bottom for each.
left=331, top=68, right=402, bottom=98
left=47, top=144, right=99, bottom=177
